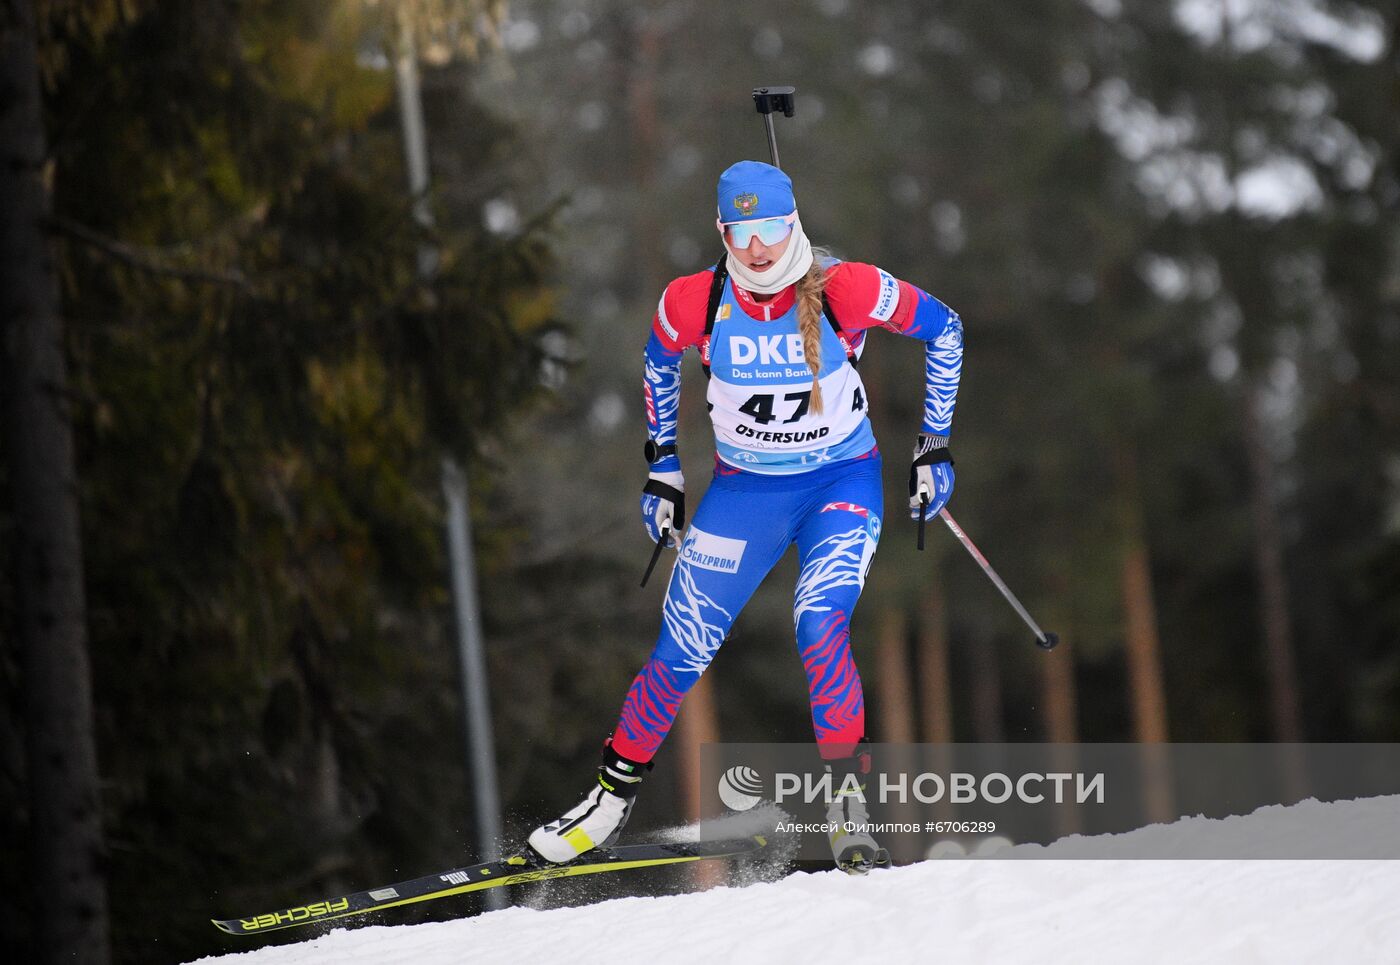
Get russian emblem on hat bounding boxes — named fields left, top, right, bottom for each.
left=717, top=160, right=795, bottom=222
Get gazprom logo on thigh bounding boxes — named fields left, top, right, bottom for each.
left=680, top=526, right=747, bottom=574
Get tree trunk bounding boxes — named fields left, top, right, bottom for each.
left=967, top=631, right=1005, bottom=744
left=916, top=587, right=956, bottom=826
left=1116, top=452, right=1174, bottom=825
left=916, top=581, right=953, bottom=745
left=1040, top=636, right=1078, bottom=745
left=0, top=3, right=111, bottom=961
left=1121, top=544, right=1168, bottom=744
left=624, top=5, right=666, bottom=297
left=1214, top=5, right=1307, bottom=800
left=1242, top=385, right=1309, bottom=800
left=1039, top=618, right=1082, bottom=837
left=874, top=607, right=918, bottom=862
left=875, top=607, right=916, bottom=743
left=673, top=672, right=723, bottom=889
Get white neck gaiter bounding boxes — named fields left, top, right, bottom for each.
left=724, top=215, right=814, bottom=295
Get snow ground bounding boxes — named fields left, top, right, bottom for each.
left=196, top=796, right=1400, bottom=965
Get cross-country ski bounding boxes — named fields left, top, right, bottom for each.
left=212, top=835, right=768, bottom=936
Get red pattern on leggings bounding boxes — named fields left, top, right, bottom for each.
left=801, top=611, right=866, bottom=760
left=610, top=656, right=689, bottom=763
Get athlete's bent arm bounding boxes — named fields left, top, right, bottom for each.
left=825, top=262, right=964, bottom=517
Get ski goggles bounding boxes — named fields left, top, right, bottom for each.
left=718, top=212, right=798, bottom=248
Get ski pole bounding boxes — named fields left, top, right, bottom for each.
left=640, top=525, right=670, bottom=588
left=939, top=508, right=1059, bottom=651
left=752, top=86, right=796, bottom=168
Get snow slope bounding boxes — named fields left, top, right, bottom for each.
left=196, top=796, right=1400, bottom=964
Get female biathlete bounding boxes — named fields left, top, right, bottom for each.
left=528, top=161, right=964, bottom=872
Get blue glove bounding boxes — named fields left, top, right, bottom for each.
left=909, top=435, right=955, bottom=519
left=640, top=470, right=685, bottom=547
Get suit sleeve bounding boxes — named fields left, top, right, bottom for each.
left=643, top=272, right=711, bottom=473
left=825, top=261, right=964, bottom=436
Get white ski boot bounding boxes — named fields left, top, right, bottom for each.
left=824, top=751, right=891, bottom=875
left=527, top=744, right=651, bottom=865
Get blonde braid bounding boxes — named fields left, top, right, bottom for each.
left=795, top=256, right=829, bottom=415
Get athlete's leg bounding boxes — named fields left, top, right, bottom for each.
left=530, top=474, right=796, bottom=863
left=791, top=461, right=883, bottom=761
left=609, top=475, right=796, bottom=762
left=791, top=460, right=886, bottom=870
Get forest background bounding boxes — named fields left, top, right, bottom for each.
left=1, top=1, right=1397, bottom=962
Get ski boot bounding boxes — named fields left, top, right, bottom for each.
left=527, top=742, right=652, bottom=865
left=824, top=749, right=891, bottom=875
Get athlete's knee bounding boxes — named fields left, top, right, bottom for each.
left=794, top=606, right=849, bottom=652
left=795, top=609, right=862, bottom=693
left=793, top=531, right=880, bottom=630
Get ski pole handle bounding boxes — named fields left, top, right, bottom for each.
left=640, top=526, right=670, bottom=588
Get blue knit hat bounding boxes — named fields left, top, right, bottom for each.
left=716, top=160, right=796, bottom=224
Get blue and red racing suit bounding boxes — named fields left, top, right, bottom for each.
left=611, top=258, right=963, bottom=763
